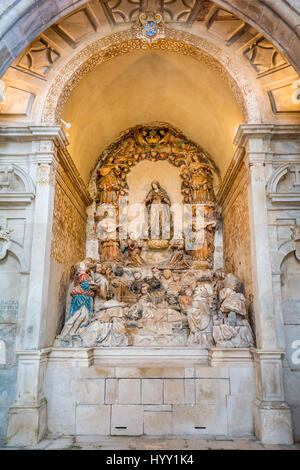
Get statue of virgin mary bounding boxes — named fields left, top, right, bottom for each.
left=144, top=181, right=171, bottom=248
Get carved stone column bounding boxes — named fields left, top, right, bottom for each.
left=234, top=125, right=293, bottom=445
left=5, top=127, right=67, bottom=445
left=24, top=147, right=58, bottom=350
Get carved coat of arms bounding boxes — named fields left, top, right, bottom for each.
left=138, top=12, right=164, bottom=43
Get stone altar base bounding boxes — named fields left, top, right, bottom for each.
left=44, top=347, right=255, bottom=439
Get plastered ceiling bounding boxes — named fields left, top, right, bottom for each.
left=62, top=49, right=243, bottom=182
left=1, top=0, right=299, bottom=184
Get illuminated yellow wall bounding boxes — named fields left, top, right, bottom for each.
left=62, top=49, right=243, bottom=183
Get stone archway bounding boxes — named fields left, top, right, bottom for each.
left=40, top=32, right=257, bottom=126
left=1, top=1, right=299, bottom=449
left=1, top=0, right=300, bottom=78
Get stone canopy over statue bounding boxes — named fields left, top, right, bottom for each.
left=55, top=125, right=254, bottom=349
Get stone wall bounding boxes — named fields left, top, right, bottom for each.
left=48, top=163, right=87, bottom=343
left=51, top=166, right=86, bottom=267
left=265, top=135, right=300, bottom=442
left=45, top=350, right=255, bottom=438
left=281, top=253, right=300, bottom=442
left=0, top=254, right=20, bottom=443
left=0, top=137, right=37, bottom=444
left=222, top=162, right=253, bottom=299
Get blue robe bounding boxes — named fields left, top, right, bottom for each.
left=69, top=279, right=93, bottom=319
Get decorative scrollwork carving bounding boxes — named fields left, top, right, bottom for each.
left=41, top=30, right=251, bottom=126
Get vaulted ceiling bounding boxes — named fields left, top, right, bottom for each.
left=0, top=0, right=300, bottom=183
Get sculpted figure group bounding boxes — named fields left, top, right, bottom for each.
left=57, top=126, right=254, bottom=349
left=56, top=261, right=254, bottom=349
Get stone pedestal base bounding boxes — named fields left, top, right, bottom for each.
left=253, top=399, right=293, bottom=445
left=6, top=399, right=47, bottom=446
left=44, top=347, right=256, bottom=438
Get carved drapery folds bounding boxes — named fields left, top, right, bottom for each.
left=55, top=260, right=254, bottom=348
left=92, top=125, right=219, bottom=268
left=55, top=125, right=254, bottom=349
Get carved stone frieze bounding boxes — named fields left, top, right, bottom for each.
left=36, top=162, right=55, bottom=186
left=55, top=259, right=254, bottom=348
left=222, top=163, right=252, bottom=300
left=51, top=180, right=86, bottom=266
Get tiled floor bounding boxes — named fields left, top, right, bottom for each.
left=1, top=436, right=300, bottom=450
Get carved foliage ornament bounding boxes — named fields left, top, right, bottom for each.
left=37, top=162, right=55, bottom=186
left=94, top=125, right=219, bottom=205
left=51, top=182, right=86, bottom=266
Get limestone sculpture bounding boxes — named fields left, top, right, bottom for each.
left=213, top=273, right=254, bottom=348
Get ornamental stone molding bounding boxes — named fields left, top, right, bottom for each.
left=40, top=28, right=262, bottom=125
left=0, top=163, right=35, bottom=204
left=0, top=224, right=28, bottom=273
left=267, top=163, right=300, bottom=204
left=0, top=0, right=300, bottom=78
left=272, top=238, right=300, bottom=273
left=36, top=162, right=55, bottom=186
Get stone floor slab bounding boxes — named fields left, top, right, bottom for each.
left=1, top=436, right=300, bottom=450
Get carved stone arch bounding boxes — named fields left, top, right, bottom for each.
left=0, top=163, right=36, bottom=204
left=0, top=239, right=28, bottom=274
left=40, top=31, right=262, bottom=126
left=273, top=239, right=300, bottom=273
left=0, top=1, right=299, bottom=78
left=7, top=241, right=28, bottom=274
left=267, top=164, right=290, bottom=195
left=90, top=123, right=221, bottom=205
left=10, top=164, right=35, bottom=194
left=267, top=164, right=300, bottom=204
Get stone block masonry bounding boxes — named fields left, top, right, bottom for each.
left=44, top=352, right=255, bottom=438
